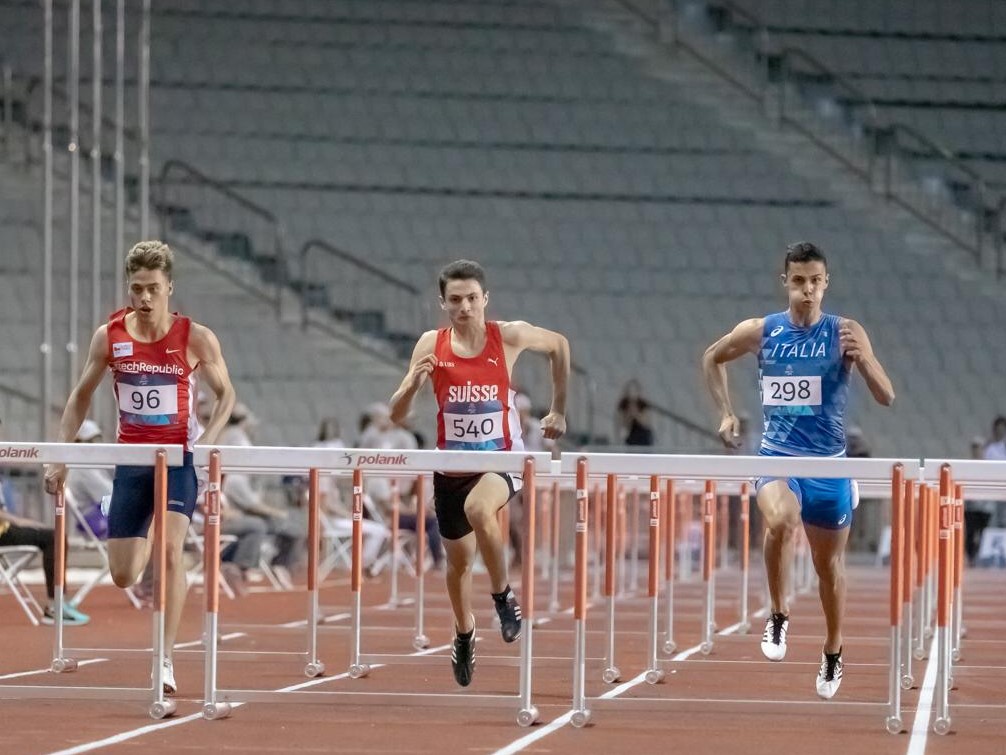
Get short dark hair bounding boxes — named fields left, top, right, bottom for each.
left=438, top=259, right=487, bottom=297
left=993, top=415, right=1006, bottom=430
left=784, top=242, right=827, bottom=272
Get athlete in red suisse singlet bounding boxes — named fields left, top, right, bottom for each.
left=107, top=307, right=200, bottom=449
left=432, top=321, right=524, bottom=453
left=389, top=259, right=569, bottom=688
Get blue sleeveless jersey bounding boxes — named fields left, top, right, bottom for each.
left=757, top=312, right=850, bottom=456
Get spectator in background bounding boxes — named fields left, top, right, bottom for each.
left=616, top=379, right=654, bottom=446
left=967, top=434, right=996, bottom=565
left=220, top=403, right=304, bottom=587
left=982, top=416, right=1006, bottom=528
left=65, top=419, right=113, bottom=540
left=0, top=417, right=89, bottom=625
left=515, top=392, right=547, bottom=453
left=312, top=416, right=390, bottom=574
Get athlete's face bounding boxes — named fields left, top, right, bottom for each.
left=127, top=267, right=172, bottom=322
left=781, top=261, right=828, bottom=314
left=440, top=278, right=487, bottom=326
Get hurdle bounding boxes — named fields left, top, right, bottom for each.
left=0, top=442, right=183, bottom=720
left=198, top=446, right=553, bottom=727
left=566, top=452, right=916, bottom=732
left=920, top=458, right=1006, bottom=735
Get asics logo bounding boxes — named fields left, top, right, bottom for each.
left=838, top=514, right=847, bottom=525
left=770, top=325, right=785, bottom=337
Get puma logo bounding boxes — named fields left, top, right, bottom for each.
left=487, top=357, right=499, bottom=366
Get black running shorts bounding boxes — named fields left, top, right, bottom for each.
left=432, top=472, right=522, bottom=541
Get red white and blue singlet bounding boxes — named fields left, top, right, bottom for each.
left=107, top=308, right=199, bottom=451
left=432, top=321, right=524, bottom=452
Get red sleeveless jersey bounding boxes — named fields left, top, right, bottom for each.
left=107, top=308, right=197, bottom=449
left=432, top=321, right=523, bottom=452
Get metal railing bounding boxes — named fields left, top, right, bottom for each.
left=156, top=158, right=287, bottom=318
left=614, top=0, right=1004, bottom=277
left=298, top=238, right=427, bottom=350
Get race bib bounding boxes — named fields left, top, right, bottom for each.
left=761, top=375, right=822, bottom=407
left=117, top=381, right=178, bottom=416
left=443, top=410, right=505, bottom=445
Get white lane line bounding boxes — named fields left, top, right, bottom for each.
left=45, top=643, right=451, bottom=755
left=0, top=658, right=107, bottom=681
left=0, top=634, right=247, bottom=682
left=907, top=638, right=939, bottom=755
left=278, top=612, right=350, bottom=628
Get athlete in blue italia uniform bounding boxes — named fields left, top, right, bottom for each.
left=702, top=242, right=895, bottom=699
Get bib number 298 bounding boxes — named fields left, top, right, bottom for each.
left=761, top=375, right=821, bottom=407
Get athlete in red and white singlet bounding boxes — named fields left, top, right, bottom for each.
left=390, top=259, right=569, bottom=688
left=432, top=321, right=524, bottom=453
left=46, top=241, right=235, bottom=696
left=107, top=307, right=200, bottom=450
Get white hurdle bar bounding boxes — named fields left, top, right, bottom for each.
left=0, top=442, right=184, bottom=720
left=564, top=453, right=918, bottom=733
left=196, top=446, right=552, bottom=727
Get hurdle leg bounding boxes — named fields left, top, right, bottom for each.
left=951, top=484, right=964, bottom=662
left=149, top=451, right=176, bottom=720
left=349, top=469, right=370, bottom=678
left=592, top=483, right=602, bottom=601
left=700, top=481, right=717, bottom=655
left=304, top=468, right=324, bottom=677
left=630, top=487, right=640, bottom=594
left=900, top=478, right=916, bottom=690
left=570, top=459, right=592, bottom=728
left=602, top=474, right=620, bottom=683
left=549, top=481, right=560, bottom=613
left=516, top=458, right=539, bottom=727
left=738, top=483, right=750, bottom=633
left=933, top=465, right=953, bottom=735
left=412, top=478, right=429, bottom=649
left=644, top=476, right=664, bottom=684
left=203, top=451, right=232, bottom=720
left=50, top=488, right=78, bottom=673
left=662, top=482, right=676, bottom=654
left=885, top=464, right=905, bottom=734
left=388, top=481, right=401, bottom=608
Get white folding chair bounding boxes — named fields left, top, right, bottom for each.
left=0, top=545, right=46, bottom=625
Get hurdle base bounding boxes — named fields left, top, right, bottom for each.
left=51, top=657, right=78, bottom=673
left=203, top=702, right=232, bottom=720
left=148, top=699, right=177, bottom=720
left=517, top=706, right=539, bottom=728
left=645, top=669, right=665, bottom=685
left=412, top=635, right=429, bottom=650
left=570, top=709, right=592, bottom=728
left=305, top=662, right=325, bottom=678
left=349, top=663, right=371, bottom=679
left=885, top=716, right=903, bottom=734
left=933, top=716, right=951, bottom=735
left=601, top=666, right=621, bottom=684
